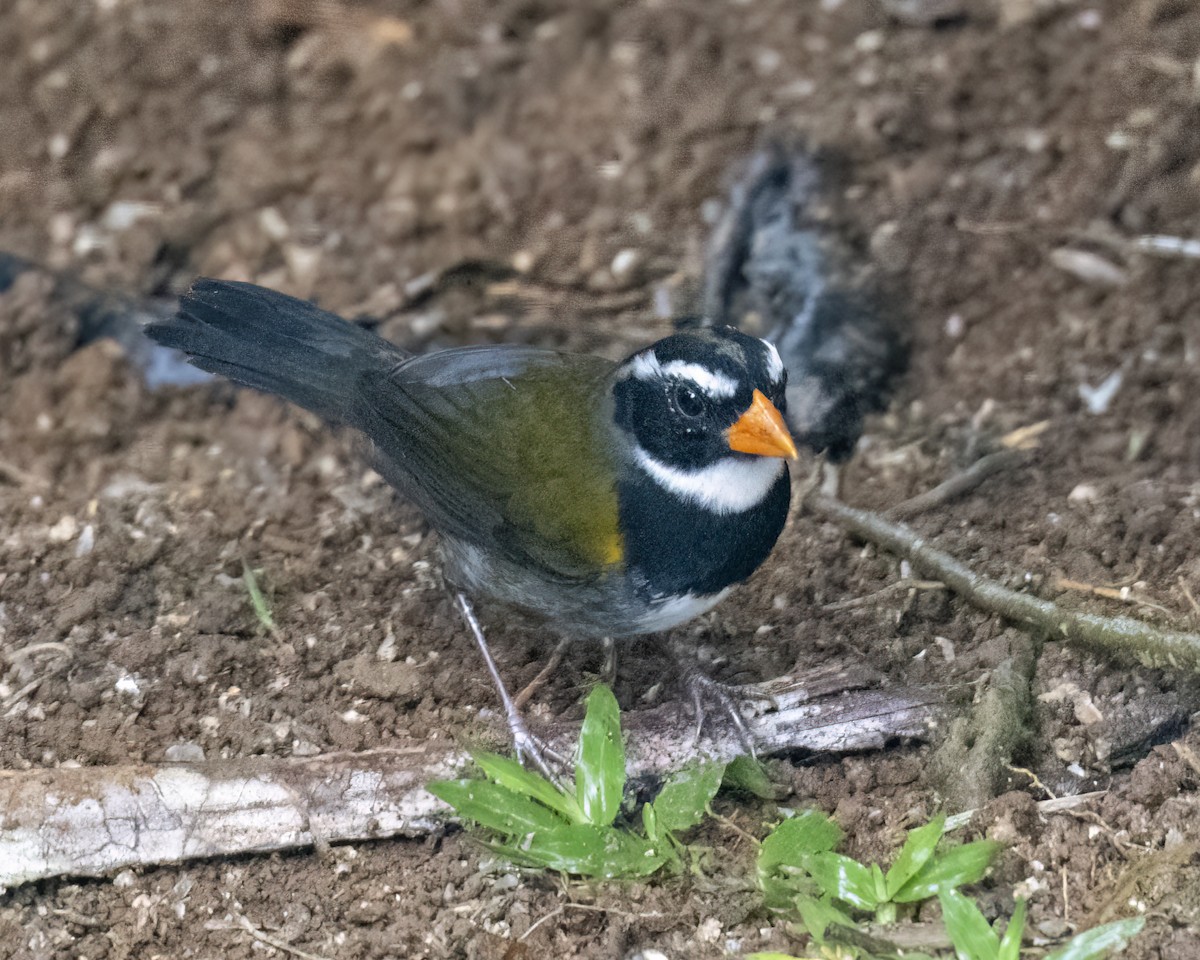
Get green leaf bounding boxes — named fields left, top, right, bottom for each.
left=642, top=798, right=659, bottom=843
left=895, top=839, right=1002, bottom=902
left=508, top=823, right=672, bottom=878
left=428, top=779, right=566, bottom=836
left=802, top=851, right=880, bottom=910
left=722, top=754, right=783, bottom=799
left=759, top=810, right=844, bottom=874
left=997, top=897, right=1027, bottom=960
left=241, top=561, right=277, bottom=633
left=871, top=862, right=888, bottom=903
left=652, top=761, right=726, bottom=833
left=885, top=814, right=946, bottom=899
left=794, top=894, right=855, bottom=944
left=471, top=751, right=584, bottom=824
left=744, top=954, right=806, bottom=960
left=1045, top=917, right=1146, bottom=960
left=575, top=685, right=625, bottom=826
left=940, top=889, right=1000, bottom=960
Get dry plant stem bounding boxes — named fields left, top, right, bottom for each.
left=886, top=449, right=1027, bottom=520
left=807, top=494, right=1200, bottom=673
left=0, top=667, right=939, bottom=889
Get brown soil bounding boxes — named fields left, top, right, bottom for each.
left=2, top=0, right=1200, bottom=957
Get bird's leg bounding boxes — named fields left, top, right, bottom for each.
left=672, top=641, right=770, bottom=758
left=454, top=593, right=566, bottom=782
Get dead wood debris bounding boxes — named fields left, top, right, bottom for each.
left=0, top=665, right=941, bottom=890
left=804, top=493, right=1200, bottom=673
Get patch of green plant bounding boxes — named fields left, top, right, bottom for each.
left=937, top=890, right=1144, bottom=960
left=428, top=685, right=726, bottom=879
left=758, top=811, right=1001, bottom=938
left=241, top=560, right=277, bottom=633
left=750, top=815, right=1143, bottom=960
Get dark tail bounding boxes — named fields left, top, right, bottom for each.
left=145, top=279, right=408, bottom=424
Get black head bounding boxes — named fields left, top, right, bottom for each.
left=612, top=325, right=793, bottom=471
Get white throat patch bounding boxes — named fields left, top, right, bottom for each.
left=633, top=446, right=785, bottom=514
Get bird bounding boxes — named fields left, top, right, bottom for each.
left=146, top=279, right=798, bottom=772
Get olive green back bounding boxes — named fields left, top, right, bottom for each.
left=353, top=347, right=623, bottom=580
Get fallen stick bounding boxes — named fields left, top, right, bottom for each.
left=0, top=668, right=941, bottom=889
left=807, top=493, right=1200, bottom=673
left=886, top=449, right=1027, bottom=520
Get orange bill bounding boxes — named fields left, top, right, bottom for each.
left=726, top=389, right=798, bottom=459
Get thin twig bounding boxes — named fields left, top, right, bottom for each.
left=213, top=914, right=333, bottom=960
left=822, top=578, right=945, bottom=612
left=0, top=459, right=48, bottom=490
left=519, top=905, right=565, bottom=941
left=1173, top=741, right=1200, bottom=778
left=3, top=642, right=72, bottom=664
left=520, top=900, right=664, bottom=941
left=944, top=790, right=1108, bottom=831
left=1178, top=578, right=1200, bottom=617
left=514, top=638, right=569, bottom=710
left=886, top=449, right=1027, bottom=520
left=806, top=493, right=1200, bottom=673
left=1054, top=578, right=1173, bottom=616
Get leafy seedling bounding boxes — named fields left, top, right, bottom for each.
left=758, top=811, right=1001, bottom=941
left=938, top=890, right=1144, bottom=960
left=429, top=684, right=726, bottom=879
left=241, top=560, right=278, bottom=634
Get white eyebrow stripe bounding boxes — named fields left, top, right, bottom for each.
left=763, top=340, right=785, bottom=383
left=658, top=360, right=739, bottom=398
left=628, top=351, right=663, bottom=381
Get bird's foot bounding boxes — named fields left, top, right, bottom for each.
left=507, top=709, right=571, bottom=787
left=675, top=656, right=763, bottom=758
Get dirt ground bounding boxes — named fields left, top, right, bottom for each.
left=2, top=0, right=1200, bottom=957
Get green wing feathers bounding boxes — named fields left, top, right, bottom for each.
left=357, top=352, right=623, bottom=579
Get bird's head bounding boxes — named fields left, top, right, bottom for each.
left=612, top=326, right=796, bottom=513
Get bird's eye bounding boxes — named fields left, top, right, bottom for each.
left=672, top=383, right=705, bottom=418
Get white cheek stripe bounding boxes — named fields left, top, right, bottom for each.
left=634, top=445, right=785, bottom=514
left=627, top=352, right=739, bottom=399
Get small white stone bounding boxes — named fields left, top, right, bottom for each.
left=1068, top=483, right=1099, bottom=503
left=48, top=516, right=79, bottom=543
left=102, top=201, right=160, bottom=231
left=855, top=30, right=885, bottom=52
left=611, top=248, right=639, bottom=278
left=115, top=673, right=141, bottom=696
left=164, top=742, right=206, bottom=762
left=696, top=917, right=722, bottom=943
left=75, top=524, right=95, bottom=557
left=258, top=206, right=290, bottom=241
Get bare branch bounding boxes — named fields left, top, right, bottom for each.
left=807, top=493, right=1200, bottom=673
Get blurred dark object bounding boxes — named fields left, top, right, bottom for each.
left=696, top=147, right=908, bottom=461
left=0, top=251, right=209, bottom=389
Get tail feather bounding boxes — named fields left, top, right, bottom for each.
left=146, top=279, right=408, bottom=424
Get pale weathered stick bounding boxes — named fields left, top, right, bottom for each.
left=0, top=669, right=940, bottom=889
